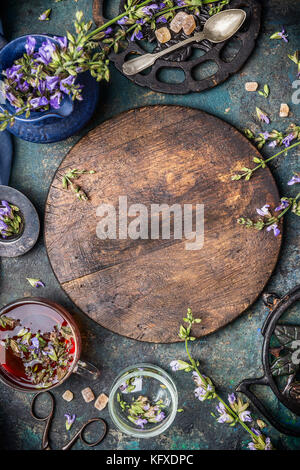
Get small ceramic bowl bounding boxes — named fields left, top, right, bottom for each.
left=109, top=363, right=178, bottom=438
left=0, top=185, right=40, bottom=257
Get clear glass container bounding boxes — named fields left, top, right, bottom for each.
left=109, top=363, right=178, bottom=438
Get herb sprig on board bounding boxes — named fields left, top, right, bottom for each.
left=170, top=309, right=274, bottom=450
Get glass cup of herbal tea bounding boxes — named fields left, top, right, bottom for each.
left=0, top=298, right=100, bottom=392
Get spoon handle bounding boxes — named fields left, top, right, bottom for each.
left=123, top=31, right=205, bottom=76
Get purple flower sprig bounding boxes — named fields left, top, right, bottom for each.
left=237, top=183, right=300, bottom=236
left=171, top=308, right=273, bottom=450
left=232, top=140, right=300, bottom=181
left=270, top=27, right=288, bottom=43
left=38, top=9, right=52, bottom=21
left=0, top=201, right=22, bottom=239
left=65, top=413, right=76, bottom=431
left=26, top=278, right=45, bottom=288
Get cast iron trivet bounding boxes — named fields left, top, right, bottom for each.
left=237, top=285, right=300, bottom=437
left=93, top=0, right=261, bottom=94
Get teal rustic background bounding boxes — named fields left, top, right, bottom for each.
left=0, top=0, right=299, bottom=450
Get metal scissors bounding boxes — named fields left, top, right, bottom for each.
left=31, top=391, right=107, bottom=450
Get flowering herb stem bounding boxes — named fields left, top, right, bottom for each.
left=173, top=308, right=273, bottom=449
left=184, top=331, right=258, bottom=441
left=86, top=0, right=227, bottom=40
left=233, top=140, right=300, bottom=181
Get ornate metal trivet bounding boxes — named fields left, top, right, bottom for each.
left=237, top=285, right=300, bottom=437
left=93, top=0, right=261, bottom=94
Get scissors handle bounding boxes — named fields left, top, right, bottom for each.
left=61, top=418, right=107, bottom=451
left=31, top=391, right=55, bottom=450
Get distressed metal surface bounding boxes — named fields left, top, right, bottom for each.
left=0, top=0, right=299, bottom=450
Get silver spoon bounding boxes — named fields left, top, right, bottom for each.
left=123, top=9, right=246, bottom=76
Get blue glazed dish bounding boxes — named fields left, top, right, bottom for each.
left=0, top=35, right=100, bottom=143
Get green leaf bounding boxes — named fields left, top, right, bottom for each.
left=274, top=324, right=300, bottom=349
left=271, top=352, right=299, bottom=377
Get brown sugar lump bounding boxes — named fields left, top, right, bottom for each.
left=94, top=393, right=109, bottom=411
left=81, top=387, right=95, bottom=403
left=62, top=390, right=74, bottom=402
left=279, top=103, right=289, bottom=117
left=182, top=15, right=196, bottom=35
left=170, top=11, right=189, bottom=33
left=245, top=82, right=258, bottom=92
left=155, top=27, right=171, bottom=44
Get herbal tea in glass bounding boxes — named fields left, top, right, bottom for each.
left=0, top=299, right=79, bottom=391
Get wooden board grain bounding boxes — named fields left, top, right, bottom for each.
left=45, top=106, right=281, bottom=343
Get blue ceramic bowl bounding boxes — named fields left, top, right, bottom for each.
left=0, top=35, right=100, bottom=143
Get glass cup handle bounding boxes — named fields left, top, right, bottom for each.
left=73, top=359, right=100, bottom=381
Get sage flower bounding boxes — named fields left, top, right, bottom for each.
left=248, top=429, right=273, bottom=450
left=131, top=30, right=143, bottom=41
left=239, top=410, right=252, bottom=422
left=193, top=371, right=215, bottom=401
left=154, top=411, right=165, bottom=422
left=287, top=173, right=300, bottom=185
left=270, top=28, right=288, bottom=43
left=53, top=36, right=68, bottom=51
left=267, top=223, right=280, bottom=237
left=135, top=418, right=147, bottom=428
left=228, top=393, right=236, bottom=405
left=65, top=413, right=76, bottom=431
left=26, top=278, right=45, bottom=288
left=170, top=359, right=190, bottom=371
left=117, top=16, right=129, bottom=25
left=216, top=403, right=234, bottom=424
left=256, top=204, right=271, bottom=217
left=275, top=199, right=290, bottom=211
left=38, top=9, right=52, bottom=21
left=282, top=133, right=295, bottom=148
left=142, top=4, right=160, bottom=16
left=256, top=107, right=270, bottom=124
left=25, top=36, right=36, bottom=56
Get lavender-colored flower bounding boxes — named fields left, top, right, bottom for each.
left=142, top=4, right=160, bottom=16
left=159, top=2, right=166, bottom=8
left=0, top=200, right=13, bottom=218
left=105, top=27, right=113, bottom=36
left=45, top=76, right=60, bottom=92
left=117, top=16, right=129, bottom=25
left=25, top=36, right=36, bottom=56
left=50, top=91, right=62, bottom=109
left=256, top=107, right=270, bottom=124
left=65, top=413, right=76, bottom=431
left=157, top=16, right=168, bottom=23
left=194, top=386, right=207, bottom=401
left=176, top=0, right=186, bottom=6
left=38, top=9, right=52, bottom=21
left=216, top=403, right=233, bottom=424
left=30, top=96, right=49, bottom=109
left=256, top=204, right=271, bottom=217
left=36, top=39, right=56, bottom=65
left=131, top=30, right=143, bottom=41
left=60, top=75, right=75, bottom=94
left=135, top=418, right=148, bottom=428
left=275, top=199, right=290, bottom=212
left=228, top=393, right=236, bottom=405
left=26, top=278, right=45, bottom=288
left=0, top=220, right=9, bottom=231
left=143, top=404, right=150, bottom=411
left=267, top=223, right=280, bottom=237
left=154, top=411, right=165, bottom=422
left=239, top=410, right=252, bottom=422
left=282, top=133, right=295, bottom=147
left=5, top=91, right=19, bottom=107
left=251, top=427, right=261, bottom=436
left=5, top=64, right=23, bottom=80
left=264, top=437, right=273, bottom=450
left=54, top=36, right=68, bottom=51
left=287, top=174, right=300, bottom=185
left=170, top=360, right=180, bottom=371
left=261, top=131, right=270, bottom=140
left=270, top=28, right=288, bottom=43
left=268, top=140, right=277, bottom=148
left=248, top=442, right=257, bottom=450
left=136, top=18, right=146, bottom=25
left=17, top=80, right=30, bottom=93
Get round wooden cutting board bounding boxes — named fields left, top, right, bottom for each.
left=45, top=106, right=281, bottom=343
